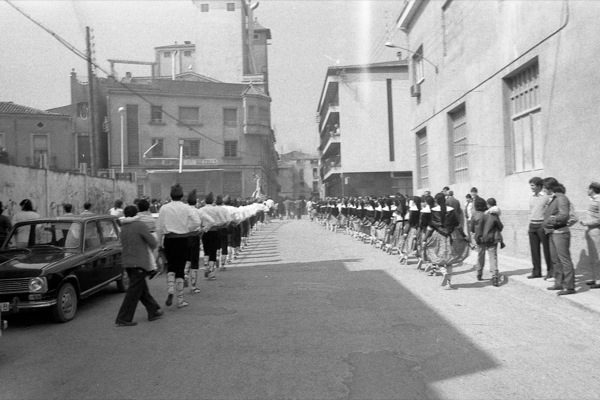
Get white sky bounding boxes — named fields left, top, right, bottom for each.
left=0, top=0, right=404, bottom=154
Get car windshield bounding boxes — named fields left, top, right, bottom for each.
left=3, top=221, right=82, bottom=250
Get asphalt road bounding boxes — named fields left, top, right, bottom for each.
left=2, top=218, right=600, bottom=400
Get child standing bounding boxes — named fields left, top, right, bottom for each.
left=475, top=198, right=505, bottom=286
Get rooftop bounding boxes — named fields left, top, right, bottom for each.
left=0, top=102, right=67, bottom=117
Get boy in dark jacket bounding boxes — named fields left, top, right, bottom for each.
left=115, top=205, right=162, bottom=327
left=474, top=198, right=504, bottom=287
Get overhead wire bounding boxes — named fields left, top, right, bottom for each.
left=4, top=0, right=271, bottom=160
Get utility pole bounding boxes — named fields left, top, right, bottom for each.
left=86, top=26, right=98, bottom=176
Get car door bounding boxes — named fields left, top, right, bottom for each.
left=98, top=218, right=122, bottom=281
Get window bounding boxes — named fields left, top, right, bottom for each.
left=227, top=3, right=235, bottom=11
left=299, top=169, right=305, bottom=182
left=182, top=139, right=200, bottom=157
left=150, top=138, right=164, bottom=157
left=151, top=105, right=163, bottom=123
left=416, top=129, right=428, bottom=188
left=200, top=3, right=209, bottom=12
left=183, top=51, right=192, bottom=57
left=413, top=46, right=425, bottom=84
left=223, top=108, right=238, bottom=127
left=99, top=219, right=119, bottom=243
left=77, top=102, right=88, bottom=119
left=312, top=168, right=318, bottom=180
left=506, top=61, right=542, bottom=172
left=179, top=107, right=200, bottom=123
left=449, top=105, right=468, bottom=183
left=33, top=134, right=48, bottom=167
left=254, top=34, right=259, bottom=40
left=248, top=105, right=257, bottom=124
left=84, top=221, right=102, bottom=250
left=224, top=141, right=237, bottom=157
left=163, top=51, right=171, bottom=58
left=259, top=107, right=270, bottom=126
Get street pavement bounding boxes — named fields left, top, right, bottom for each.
left=2, top=218, right=600, bottom=400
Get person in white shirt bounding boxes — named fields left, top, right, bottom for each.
left=109, top=199, right=124, bottom=219
left=156, top=184, right=201, bottom=308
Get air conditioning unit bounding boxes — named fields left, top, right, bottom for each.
left=410, top=84, right=421, bottom=98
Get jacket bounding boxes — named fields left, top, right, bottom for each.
left=475, top=212, right=503, bottom=246
left=543, top=193, right=570, bottom=233
left=120, top=219, right=157, bottom=271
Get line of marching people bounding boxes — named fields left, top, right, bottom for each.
left=310, top=190, right=504, bottom=289
left=115, top=183, right=270, bottom=326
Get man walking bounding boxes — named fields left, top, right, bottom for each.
left=580, top=182, right=600, bottom=288
left=156, top=184, right=201, bottom=308
left=527, top=177, right=552, bottom=279
left=115, top=205, right=162, bottom=327
left=446, top=190, right=464, bottom=230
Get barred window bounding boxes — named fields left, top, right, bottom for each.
left=151, top=106, right=163, bottom=123
left=224, top=141, right=237, bottom=157
left=182, top=139, right=200, bottom=158
left=150, top=138, right=163, bottom=157
left=449, top=105, right=468, bottom=183
left=507, top=61, right=542, bottom=172
left=416, top=129, right=428, bottom=188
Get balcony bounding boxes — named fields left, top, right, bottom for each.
left=244, top=119, right=271, bottom=136
left=321, top=156, right=341, bottom=182
left=319, top=104, right=339, bottom=133
left=320, top=127, right=341, bottom=158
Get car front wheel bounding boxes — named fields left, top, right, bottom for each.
left=116, top=270, right=129, bottom=293
left=51, top=283, right=78, bottom=323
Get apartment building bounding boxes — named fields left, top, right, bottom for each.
left=317, top=60, right=414, bottom=198
left=392, top=0, right=600, bottom=260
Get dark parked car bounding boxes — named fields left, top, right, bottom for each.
left=0, top=215, right=128, bottom=322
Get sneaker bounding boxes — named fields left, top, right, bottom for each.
left=166, top=293, right=173, bottom=306
left=177, top=301, right=189, bottom=308
left=115, top=320, right=137, bottom=327
left=148, top=309, right=164, bottom=321
left=221, top=266, right=227, bottom=271
left=191, top=287, right=202, bottom=294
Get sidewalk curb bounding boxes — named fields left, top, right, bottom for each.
left=463, top=253, right=600, bottom=316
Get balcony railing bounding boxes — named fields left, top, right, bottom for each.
left=321, top=156, right=341, bottom=181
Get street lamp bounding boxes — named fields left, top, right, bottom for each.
left=178, top=139, right=185, bottom=173
left=118, top=107, right=126, bottom=173
left=384, top=41, right=438, bottom=73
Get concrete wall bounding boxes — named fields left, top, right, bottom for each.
left=0, top=164, right=137, bottom=220
left=396, top=0, right=600, bottom=264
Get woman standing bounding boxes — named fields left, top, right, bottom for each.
left=12, top=199, right=40, bottom=247
left=424, top=193, right=470, bottom=289
left=400, top=196, right=421, bottom=264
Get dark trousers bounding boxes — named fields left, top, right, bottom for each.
left=116, top=268, right=160, bottom=323
left=218, top=228, right=228, bottom=255
left=528, top=223, right=553, bottom=277
left=164, top=236, right=188, bottom=278
left=549, top=231, right=575, bottom=290
left=202, top=230, right=219, bottom=261
left=187, top=235, right=200, bottom=269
